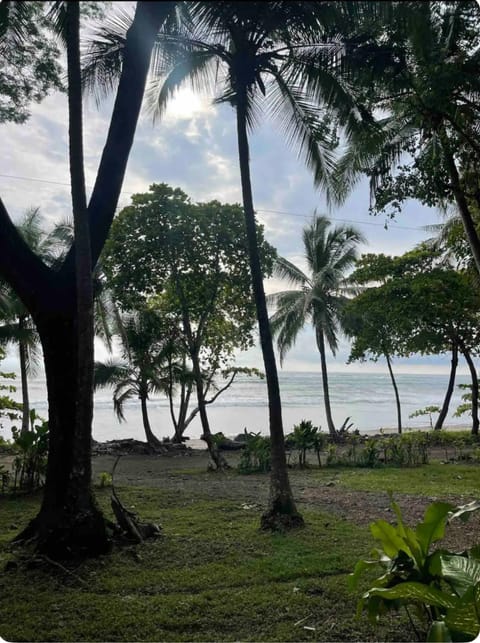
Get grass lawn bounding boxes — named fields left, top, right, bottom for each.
left=0, top=459, right=478, bottom=642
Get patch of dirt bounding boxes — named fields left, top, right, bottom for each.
left=92, top=450, right=480, bottom=551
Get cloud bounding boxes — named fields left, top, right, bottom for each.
left=0, top=52, right=454, bottom=376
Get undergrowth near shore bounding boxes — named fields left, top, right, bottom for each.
left=0, top=461, right=478, bottom=641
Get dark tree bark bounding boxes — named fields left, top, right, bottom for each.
left=235, top=90, right=303, bottom=530
left=435, top=341, right=458, bottom=431
left=18, top=316, right=30, bottom=434
left=441, top=135, right=480, bottom=278
left=315, top=327, right=336, bottom=437
left=139, top=391, right=163, bottom=450
left=190, top=346, right=228, bottom=469
left=385, top=352, right=402, bottom=434
left=5, top=2, right=176, bottom=558
left=460, top=344, right=479, bottom=436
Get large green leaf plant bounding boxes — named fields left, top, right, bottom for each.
left=350, top=496, right=480, bottom=641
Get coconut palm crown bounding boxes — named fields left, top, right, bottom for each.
left=269, top=214, right=365, bottom=436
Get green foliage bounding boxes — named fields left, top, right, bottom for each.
left=238, top=431, right=271, bottom=473
left=103, top=184, right=274, bottom=356
left=98, top=472, right=112, bottom=489
left=351, top=498, right=480, bottom=641
left=454, top=384, right=480, bottom=419
left=0, top=2, right=63, bottom=123
left=0, top=363, right=21, bottom=431
left=11, top=415, right=48, bottom=491
left=410, top=407, right=442, bottom=430
left=286, top=420, right=325, bottom=468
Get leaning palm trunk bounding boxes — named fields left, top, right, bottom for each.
left=385, top=352, right=402, bottom=434
left=139, top=393, right=163, bottom=449
left=440, top=134, right=480, bottom=278
left=435, top=341, right=458, bottom=431
left=315, top=327, right=336, bottom=437
left=236, top=93, right=303, bottom=529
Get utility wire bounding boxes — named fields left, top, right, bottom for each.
left=0, top=172, right=426, bottom=232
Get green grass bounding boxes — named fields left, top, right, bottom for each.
left=310, top=463, right=479, bottom=496
left=0, top=486, right=411, bottom=642
left=2, top=459, right=477, bottom=642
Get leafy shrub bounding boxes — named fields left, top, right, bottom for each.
left=350, top=496, right=480, bottom=642
left=12, top=414, right=48, bottom=491
left=98, top=471, right=112, bottom=488
left=286, top=420, right=325, bottom=467
left=238, top=431, right=271, bottom=473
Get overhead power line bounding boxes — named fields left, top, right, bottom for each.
left=0, top=172, right=426, bottom=232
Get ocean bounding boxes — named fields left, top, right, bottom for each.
left=1, top=371, right=472, bottom=443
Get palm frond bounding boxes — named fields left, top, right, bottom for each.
left=112, top=385, right=137, bottom=423
left=147, top=44, right=219, bottom=122
left=273, top=256, right=309, bottom=287
left=81, top=6, right=133, bottom=104
left=267, top=71, right=337, bottom=194
left=94, top=359, right=130, bottom=390
left=269, top=289, right=310, bottom=365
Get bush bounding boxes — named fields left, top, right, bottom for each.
left=11, top=414, right=48, bottom=491
left=238, top=431, right=271, bottom=473
left=350, top=497, right=480, bottom=642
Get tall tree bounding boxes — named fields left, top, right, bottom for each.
left=145, top=0, right=374, bottom=529
left=269, top=215, right=364, bottom=437
left=103, top=184, right=273, bottom=468
left=0, top=2, right=177, bottom=558
left=335, top=1, right=480, bottom=276
left=347, top=250, right=480, bottom=435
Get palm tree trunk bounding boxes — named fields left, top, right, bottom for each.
left=435, top=341, right=458, bottom=431
left=18, top=316, right=30, bottom=434
left=235, top=90, right=303, bottom=530
left=315, top=327, right=336, bottom=437
left=385, top=352, right=402, bottom=434
left=441, top=134, right=480, bottom=277
left=139, top=393, right=162, bottom=449
left=460, top=343, right=479, bottom=435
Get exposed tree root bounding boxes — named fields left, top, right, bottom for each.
left=110, top=456, right=162, bottom=543
left=260, top=509, right=305, bottom=532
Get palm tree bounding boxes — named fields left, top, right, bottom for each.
left=269, top=215, right=365, bottom=437
left=149, top=1, right=375, bottom=529
left=94, top=309, right=175, bottom=450
left=82, top=1, right=375, bottom=528
left=335, top=1, right=480, bottom=275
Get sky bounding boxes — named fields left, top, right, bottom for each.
left=0, top=12, right=469, bottom=377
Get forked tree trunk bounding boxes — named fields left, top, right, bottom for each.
left=9, top=2, right=173, bottom=558
left=385, top=352, right=402, bottom=434
left=18, top=316, right=30, bottom=434
left=15, top=314, right=108, bottom=558
left=236, top=91, right=303, bottom=530
left=190, top=349, right=228, bottom=469
left=435, top=341, right=458, bottom=431
left=315, top=327, right=336, bottom=437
